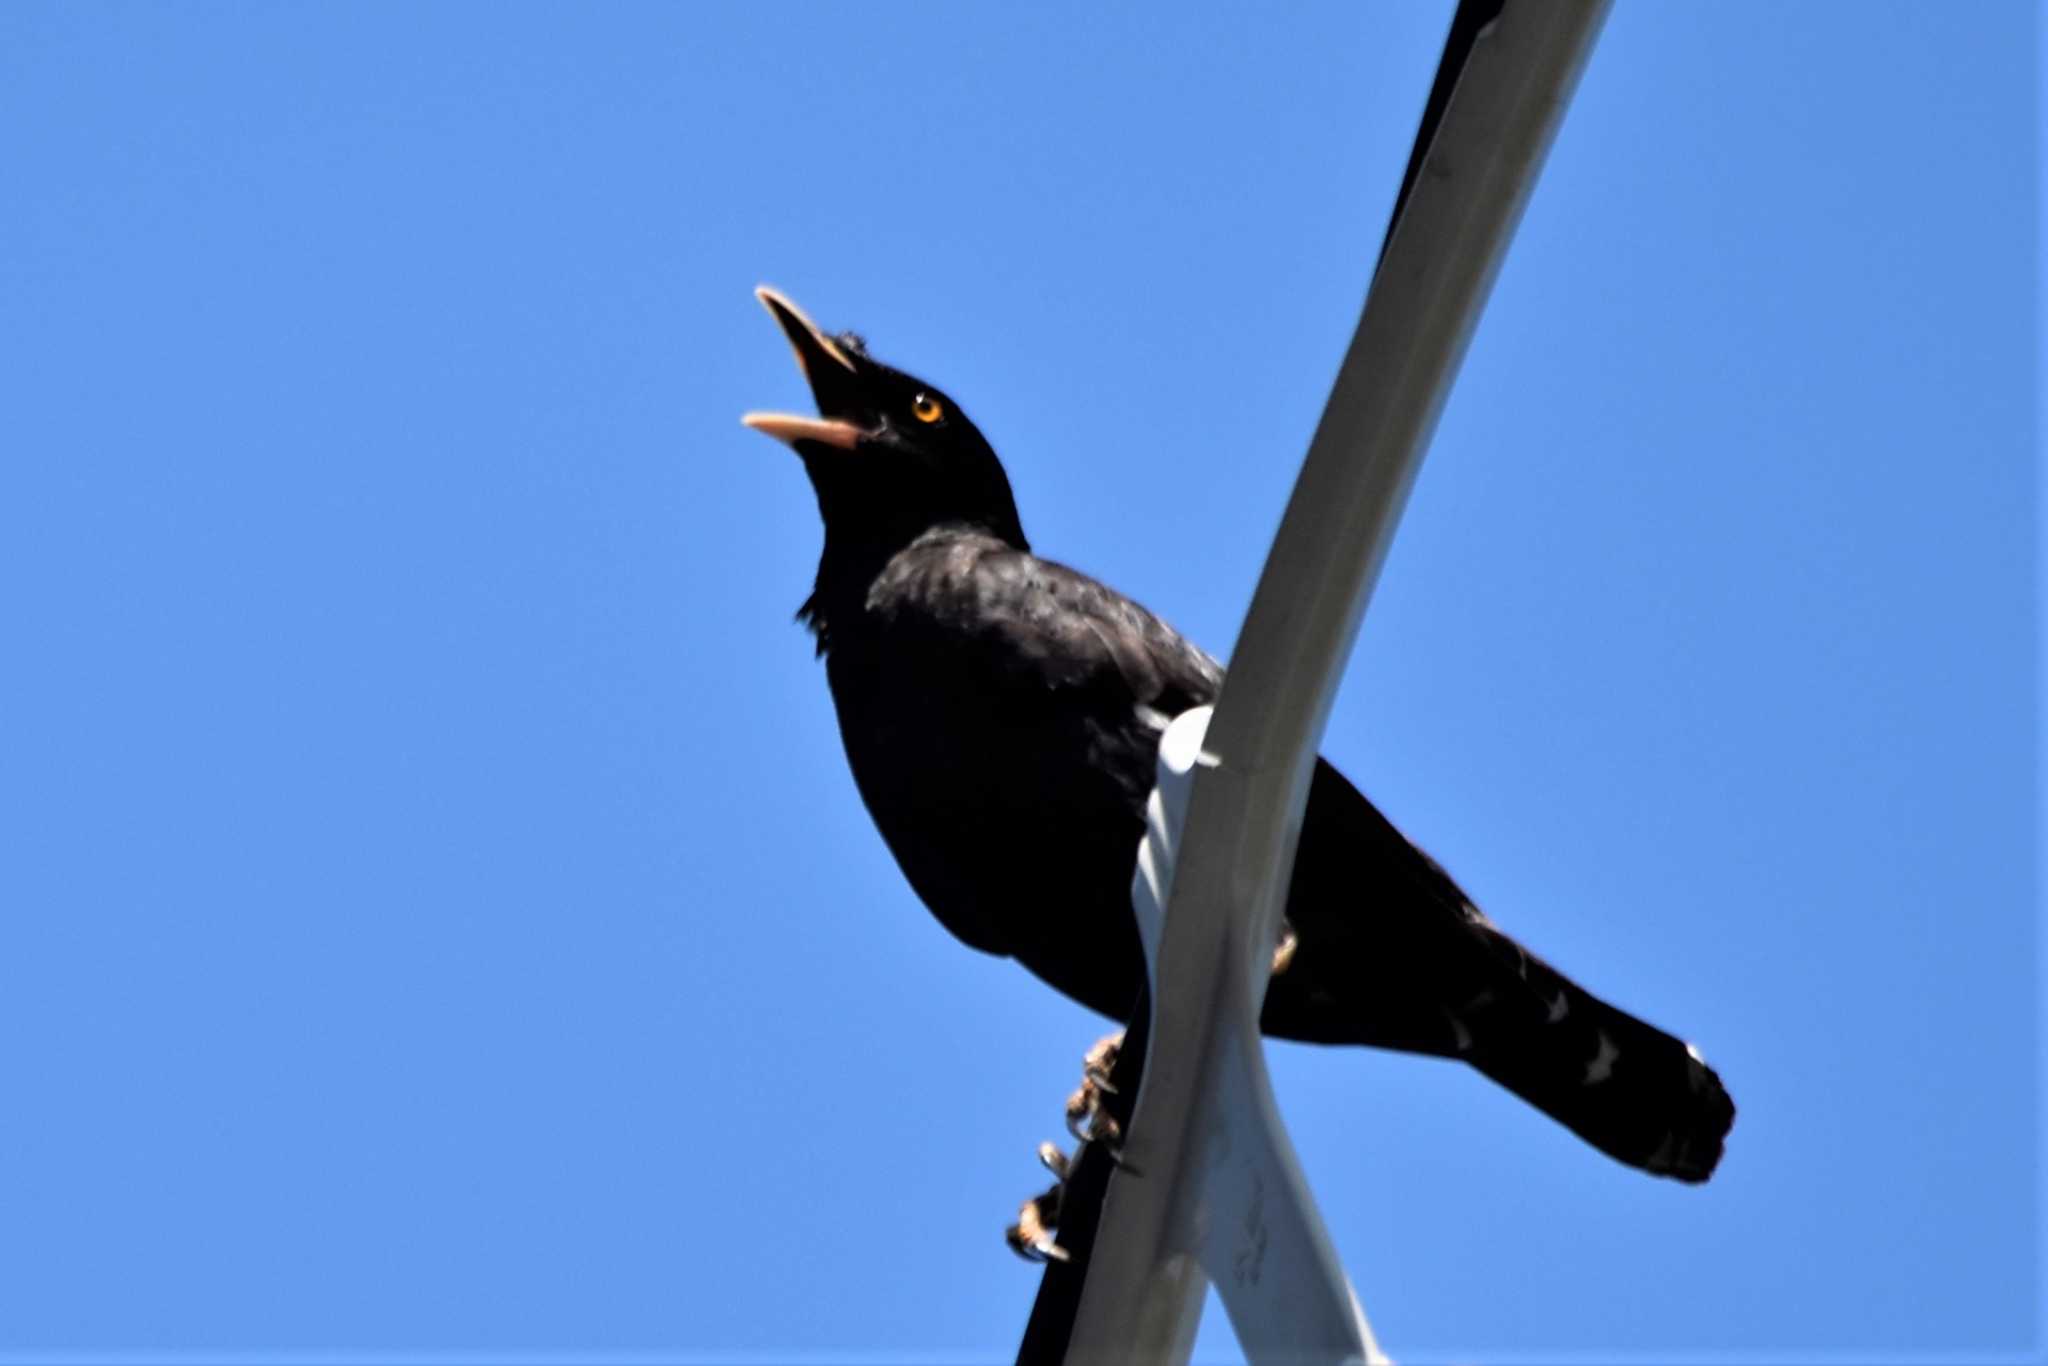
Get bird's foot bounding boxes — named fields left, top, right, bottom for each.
left=1066, top=1031, right=1126, bottom=1154
left=1006, top=1031, right=1136, bottom=1262
left=1006, top=1179, right=1067, bottom=1262
left=1005, top=1140, right=1074, bottom=1262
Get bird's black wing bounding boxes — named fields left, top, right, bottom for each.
left=924, top=542, right=1223, bottom=713
left=862, top=535, right=1225, bottom=803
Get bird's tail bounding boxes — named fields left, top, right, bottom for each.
left=1270, top=908, right=1736, bottom=1180
left=1447, top=918, right=1735, bottom=1182
left=1265, top=759, right=1735, bottom=1181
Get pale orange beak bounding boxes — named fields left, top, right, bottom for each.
left=744, top=285, right=872, bottom=452
left=740, top=411, right=863, bottom=450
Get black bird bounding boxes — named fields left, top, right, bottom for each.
left=743, top=287, right=1734, bottom=1181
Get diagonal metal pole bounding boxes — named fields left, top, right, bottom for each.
left=1020, top=3, right=1612, bottom=1361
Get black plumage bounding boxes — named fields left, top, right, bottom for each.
left=743, top=288, right=1734, bottom=1181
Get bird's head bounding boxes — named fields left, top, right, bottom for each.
left=743, top=287, right=1028, bottom=560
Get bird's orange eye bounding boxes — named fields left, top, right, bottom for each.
left=912, top=393, right=944, bottom=424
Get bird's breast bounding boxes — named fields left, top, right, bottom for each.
left=817, top=622, right=1157, bottom=998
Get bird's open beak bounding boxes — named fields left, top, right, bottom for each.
left=757, top=286, right=857, bottom=384
left=743, top=285, right=872, bottom=451
left=740, top=411, right=863, bottom=449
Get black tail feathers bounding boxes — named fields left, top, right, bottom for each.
left=1267, top=761, right=1735, bottom=1180
left=1452, top=922, right=1735, bottom=1181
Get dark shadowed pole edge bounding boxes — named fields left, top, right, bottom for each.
left=1014, top=990, right=1148, bottom=1366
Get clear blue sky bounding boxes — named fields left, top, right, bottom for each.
left=1, top=4, right=2037, bottom=1362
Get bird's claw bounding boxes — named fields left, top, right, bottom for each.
left=1006, top=1181, right=1068, bottom=1263
left=1271, top=925, right=1299, bottom=977
left=1082, top=1031, right=1122, bottom=1095
left=1065, top=1077, right=1123, bottom=1150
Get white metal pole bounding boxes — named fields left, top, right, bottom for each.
left=1059, top=4, right=1613, bottom=1362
